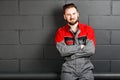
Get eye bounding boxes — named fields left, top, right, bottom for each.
left=73, top=13, right=76, bottom=15
left=66, top=14, right=71, bottom=16
left=65, top=14, right=71, bottom=17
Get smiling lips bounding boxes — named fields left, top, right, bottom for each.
left=70, top=18, right=75, bottom=21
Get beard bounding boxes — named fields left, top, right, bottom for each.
left=66, top=17, right=79, bottom=25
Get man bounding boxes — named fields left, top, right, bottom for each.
left=55, top=3, right=96, bottom=80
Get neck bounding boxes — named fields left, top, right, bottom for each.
left=69, top=22, right=78, bottom=33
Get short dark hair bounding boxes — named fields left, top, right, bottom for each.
left=63, top=3, right=78, bottom=14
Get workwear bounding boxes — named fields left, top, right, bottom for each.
left=55, top=22, right=96, bottom=80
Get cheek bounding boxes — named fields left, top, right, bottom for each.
left=65, top=17, right=70, bottom=21
left=64, top=16, right=68, bottom=20
left=77, top=15, right=79, bottom=18
left=63, top=15, right=66, bottom=20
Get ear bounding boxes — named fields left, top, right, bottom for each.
left=77, top=12, right=80, bottom=18
left=63, top=14, right=66, bottom=20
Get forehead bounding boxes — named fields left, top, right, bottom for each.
left=64, top=7, right=78, bottom=14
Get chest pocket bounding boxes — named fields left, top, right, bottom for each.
left=78, top=36, right=87, bottom=45
left=64, top=37, right=74, bottom=45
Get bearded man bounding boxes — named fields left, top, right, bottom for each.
left=55, top=3, right=96, bottom=80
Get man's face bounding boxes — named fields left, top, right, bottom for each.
left=64, top=7, right=79, bottom=25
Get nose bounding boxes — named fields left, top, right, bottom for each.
left=70, top=14, right=74, bottom=18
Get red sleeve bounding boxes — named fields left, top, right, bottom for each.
left=55, top=28, right=64, bottom=43
left=87, top=26, right=96, bottom=47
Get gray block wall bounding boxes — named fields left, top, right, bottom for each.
left=0, top=0, right=120, bottom=74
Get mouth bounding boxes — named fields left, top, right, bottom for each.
left=70, top=18, right=75, bottom=21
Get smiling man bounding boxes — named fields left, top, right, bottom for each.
left=55, top=3, right=96, bottom=80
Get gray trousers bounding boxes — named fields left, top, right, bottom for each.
left=61, top=58, right=94, bottom=80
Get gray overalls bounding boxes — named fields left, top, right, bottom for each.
left=55, top=23, right=96, bottom=80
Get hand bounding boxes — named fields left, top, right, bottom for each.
left=80, top=45, right=85, bottom=49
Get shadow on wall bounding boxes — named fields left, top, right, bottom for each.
left=41, top=7, right=65, bottom=73
left=19, top=7, right=65, bottom=74
left=53, top=7, right=66, bottom=29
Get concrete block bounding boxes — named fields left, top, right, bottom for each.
left=0, top=0, right=18, bottom=15
left=21, top=60, right=63, bottom=73
left=0, top=45, right=18, bottom=59
left=90, top=16, right=120, bottom=29
left=0, top=60, right=19, bottom=73
left=95, top=30, right=110, bottom=45
left=111, top=60, right=120, bottom=73
left=18, top=45, right=43, bottom=59
left=66, top=1, right=111, bottom=15
left=20, top=0, right=65, bottom=15
left=111, top=31, right=120, bottom=44
left=0, top=31, right=19, bottom=44
left=43, top=45, right=62, bottom=59
left=112, top=1, right=120, bottom=15
left=92, top=60, right=110, bottom=73
left=20, top=30, right=56, bottom=44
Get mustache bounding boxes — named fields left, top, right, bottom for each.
left=70, top=18, right=75, bottom=20
left=68, top=19, right=79, bottom=25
